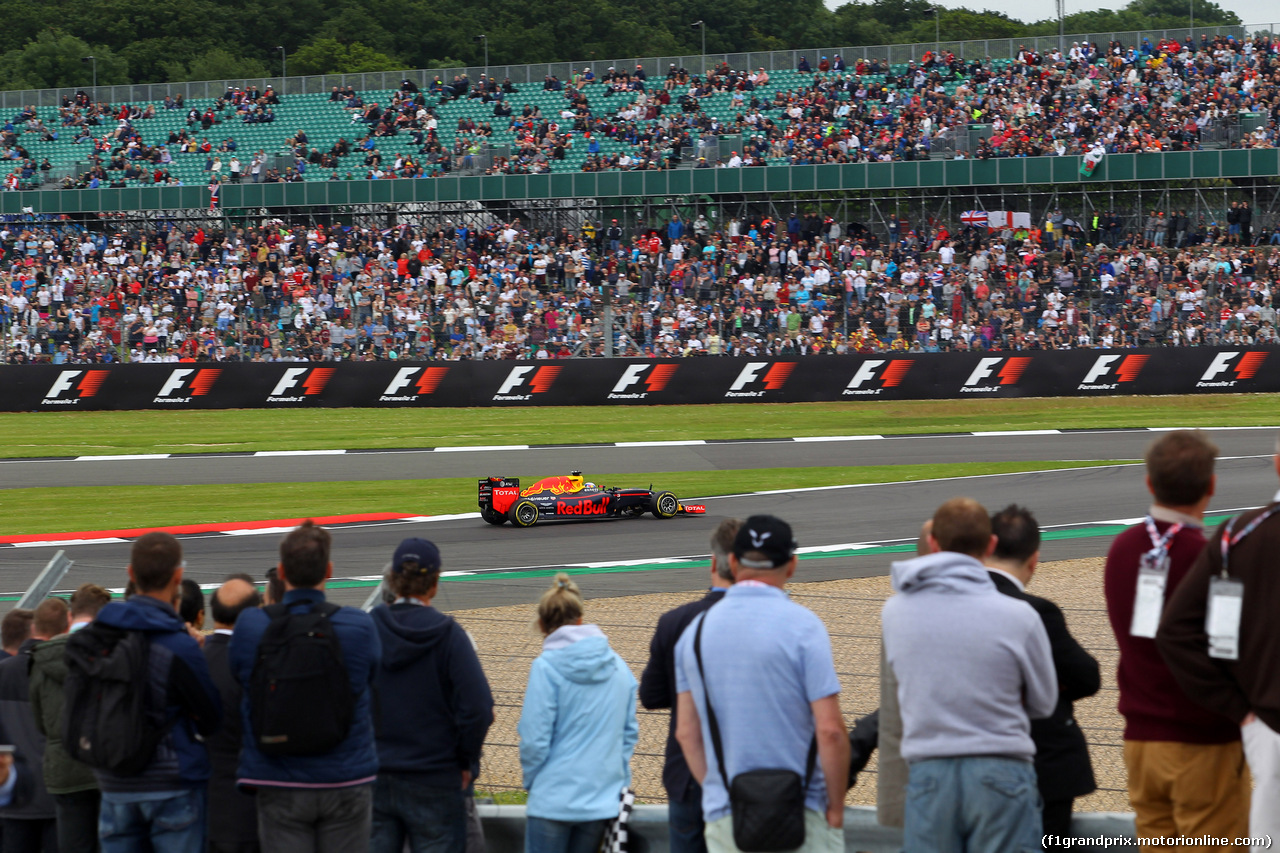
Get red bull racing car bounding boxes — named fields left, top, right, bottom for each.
left=478, top=472, right=706, bottom=528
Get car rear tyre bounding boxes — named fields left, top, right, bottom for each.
left=481, top=507, right=507, bottom=526
left=509, top=500, right=540, bottom=528
left=651, top=491, right=680, bottom=519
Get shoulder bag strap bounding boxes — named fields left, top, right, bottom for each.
left=693, top=614, right=730, bottom=788
left=696, top=612, right=819, bottom=787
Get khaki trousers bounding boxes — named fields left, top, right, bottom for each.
left=1124, top=739, right=1250, bottom=853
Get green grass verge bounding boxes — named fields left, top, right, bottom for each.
left=0, top=394, right=1274, bottom=459
left=0, top=461, right=1132, bottom=535
left=476, top=790, right=528, bottom=805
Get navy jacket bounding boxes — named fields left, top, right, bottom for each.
left=638, top=588, right=726, bottom=802
left=93, top=596, right=222, bottom=793
left=371, top=603, right=494, bottom=787
left=229, top=588, right=381, bottom=788
left=0, top=639, right=53, bottom=818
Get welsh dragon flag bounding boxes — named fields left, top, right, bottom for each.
left=1080, top=145, right=1105, bottom=178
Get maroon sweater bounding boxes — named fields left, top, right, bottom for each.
left=1104, top=520, right=1240, bottom=744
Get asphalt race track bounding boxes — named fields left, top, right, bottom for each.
left=4, top=427, right=1278, bottom=611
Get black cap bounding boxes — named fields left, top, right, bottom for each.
left=733, top=515, right=797, bottom=569
left=391, top=538, right=441, bottom=575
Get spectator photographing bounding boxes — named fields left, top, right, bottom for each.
left=0, top=597, right=69, bottom=852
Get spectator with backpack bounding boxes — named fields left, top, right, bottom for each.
left=369, top=538, right=494, bottom=853
left=64, top=532, right=222, bottom=853
left=29, top=583, right=111, bottom=853
left=229, top=521, right=381, bottom=853
left=518, top=573, right=637, bottom=853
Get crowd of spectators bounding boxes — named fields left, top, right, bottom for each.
left=4, top=31, right=1280, bottom=192
left=386, top=32, right=1280, bottom=175
left=409, top=31, right=1280, bottom=175
left=2, top=207, right=1279, bottom=365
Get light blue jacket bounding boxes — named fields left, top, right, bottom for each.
left=519, top=624, right=637, bottom=821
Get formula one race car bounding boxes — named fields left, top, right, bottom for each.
left=478, top=471, right=706, bottom=528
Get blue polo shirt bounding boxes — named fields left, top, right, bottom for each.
left=675, top=583, right=841, bottom=822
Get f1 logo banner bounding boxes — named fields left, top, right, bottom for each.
left=0, top=349, right=1276, bottom=410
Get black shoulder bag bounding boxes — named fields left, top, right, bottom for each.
left=693, top=614, right=817, bottom=852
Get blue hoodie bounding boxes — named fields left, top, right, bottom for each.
left=93, top=595, right=222, bottom=793
left=371, top=603, right=494, bottom=787
left=519, top=624, right=637, bottom=821
left=881, top=551, right=1057, bottom=765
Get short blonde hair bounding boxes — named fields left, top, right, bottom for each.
left=538, top=572, right=584, bottom=635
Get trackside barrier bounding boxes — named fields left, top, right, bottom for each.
left=16, top=551, right=74, bottom=611
left=475, top=805, right=1137, bottom=853
left=6, top=348, right=1280, bottom=411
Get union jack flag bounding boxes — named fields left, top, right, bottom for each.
left=961, top=210, right=987, bottom=226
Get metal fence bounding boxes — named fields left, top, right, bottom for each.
left=0, top=24, right=1272, bottom=113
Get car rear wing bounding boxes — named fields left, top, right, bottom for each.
left=479, top=476, right=521, bottom=511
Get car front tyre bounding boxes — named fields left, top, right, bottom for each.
left=651, top=491, right=679, bottom=519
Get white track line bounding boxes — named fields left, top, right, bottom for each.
left=6, top=425, right=1280, bottom=465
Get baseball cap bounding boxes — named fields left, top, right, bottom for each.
left=391, top=537, right=441, bottom=574
left=732, top=515, right=798, bottom=569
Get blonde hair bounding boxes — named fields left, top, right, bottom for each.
left=537, top=572, right=584, bottom=635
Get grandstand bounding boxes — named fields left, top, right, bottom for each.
left=0, top=22, right=1273, bottom=221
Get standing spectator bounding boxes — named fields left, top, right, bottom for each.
left=203, top=575, right=262, bottom=853
left=0, top=597, right=68, bottom=851
left=518, top=573, right=637, bottom=853
left=229, top=521, right=381, bottom=853
left=882, top=498, right=1056, bottom=850
left=1106, top=430, right=1249, bottom=847
left=986, top=505, right=1100, bottom=837
left=29, top=583, right=111, bottom=853
left=93, top=532, right=223, bottom=853
left=370, top=538, right=494, bottom=853
left=1158, top=432, right=1280, bottom=848
left=675, top=515, right=849, bottom=853
left=0, top=609, right=33, bottom=660
left=640, top=519, right=741, bottom=853
left=179, top=578, right=205, bottom=631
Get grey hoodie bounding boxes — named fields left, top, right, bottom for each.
left=882, top=551, right=1057, bottom=764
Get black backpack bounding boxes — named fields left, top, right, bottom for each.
left=249, top=601, right=355, bottom=757
left=62, top=623, right=172, bottom=776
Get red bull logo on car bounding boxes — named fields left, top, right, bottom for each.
left=557, top=496, right=610, bottom=515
